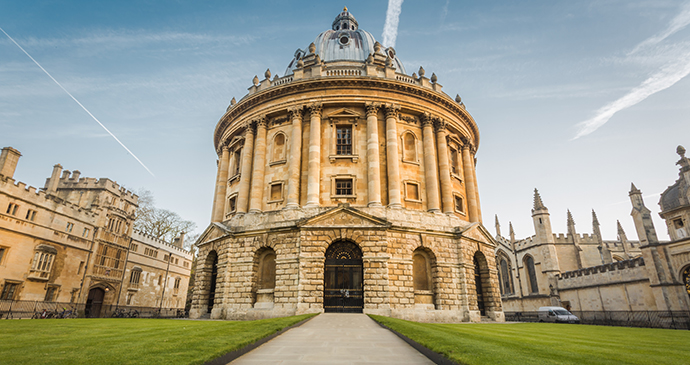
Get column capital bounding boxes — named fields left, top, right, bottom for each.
left=384, top=103, right=400, bottom=119
left=243, top=120, right=256, bottom=134
left=287, top=106, right=304, bottom=120
left=434, top=117, right=447, bottom=132
left=255, top=116, right=267, bottom=128
left=221, top=145, right=230, bottom=152
left=365, top=102, right=381, bottom=117
left=308, top=102, right=322, bottom=118
left=421, top=112, right=434, bottom=127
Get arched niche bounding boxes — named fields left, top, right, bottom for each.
left=253, top=247, right=276, bottom=308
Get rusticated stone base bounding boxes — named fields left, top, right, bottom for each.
left=191, top=205, right=504, bottom=323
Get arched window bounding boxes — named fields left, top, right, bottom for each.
left=28, top=244, right=57, bottom=280
left=413, top=250, right=431, bottom=291
left=257, top=249, right=276, bottom=290
left=402, top=131, right=417, bottom=162
left=129, top=267, right=142, bottom=288
left=271, top=133, right=286, bottom=163
left=682, top=266, right=690, bottom=300
left=524, top=256, right=539, bottom=294
left=497, top=254, right=514, bottom=296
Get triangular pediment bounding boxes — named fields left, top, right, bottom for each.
left=458, top=223, right=496, bottom=246
left=326, top=108, right=361, bottom=119
left=298, top=205, right=390, bottom=228
left=196, top=222, right=232, bottom=246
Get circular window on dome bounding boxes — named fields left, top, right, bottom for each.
left=339, top=34, right=350, bottom=45
left=387, top=47, right=396, bottom=59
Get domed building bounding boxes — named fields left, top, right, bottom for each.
left=190, top=8, right=504, bottom=323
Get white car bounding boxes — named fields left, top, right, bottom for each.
left=538, top=306, right=580, bottom=324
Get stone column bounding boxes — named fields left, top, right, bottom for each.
left=462, top=142, right=479, bottom=222
left=211, top=146, right=231, bottom=222
left=471, top=149, right=483, bottom=223
left=435, top=119, right=453, bottom=214
left=249, top=117, right=268, bottom=213
left=385, top=104, right=402, bottom=208
left=285, top=107, right=304, bottom=209
left=305, top=103, right=322, bottom=208
left=236, top=123, right=255, bottom=214
left=421, top=114, right=440, bottom=213
left=365, top=102, right=382, bottom=207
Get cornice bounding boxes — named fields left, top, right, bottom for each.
left=214, top=77, right=480, bottom=151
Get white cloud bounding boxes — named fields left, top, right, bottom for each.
left=629, top=1, right=690, bottom=55
left=382, top=0, right=404, bottom=48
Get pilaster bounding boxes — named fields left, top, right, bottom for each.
left=305, top=103, right=322, bottom=208
left=421, top=114, right=440, bottom=212
left=385, top=104, right=402, bottom=208
left=249, top=117, right=268, bottom=212
left=286, top=107, right=304, bottom=209
left=365, top=102, right=382, bottom=207
left=462, top=142, right=479, bottom=221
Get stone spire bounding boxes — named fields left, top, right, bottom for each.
left=629, top=183, right=659, bottom=246
left=533, top=188, right=546, bottom=211
left=592, top=209, right=602, bottom=241
left=617, top=220, right=631, bottom=257
left=509, top=221, right=515, bottom=243
left=495, top=214, right=501, bottom=238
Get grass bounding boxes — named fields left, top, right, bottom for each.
left=369, top=315, right=690, bottom=365
left=0, top=313, right=316, bottom=365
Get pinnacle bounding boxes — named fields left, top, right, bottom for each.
left=630, top=182, right=641, bottom=194
left=592, top=209, right=599, bottom=225
left=567, top=209, right=575, bottom=226
left=617, top=220, right=625, bottom=233
left=509, top=221, right=515, bottom=234
left=533, top=188, right=546, bottom=210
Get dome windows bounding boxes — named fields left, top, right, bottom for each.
left=338, top=33, right=350, bottom=46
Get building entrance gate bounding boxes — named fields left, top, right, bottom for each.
left=324, top=241, right=363, bottom=313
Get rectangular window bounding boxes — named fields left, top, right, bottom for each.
left=269, top=183, right=283, bottom=202
left=6, top=203, right=18, bottom=215
left=163, top=254, right=169, bottom=261
left=183, top=261, right=189, bottom=268
left=335, top=179, right=353, bottom=196
left=454, top=195, right=465, bottom=213
left=228, top=196, right=237, bottom=212
left=129, top=243, right=138, bottom=252
left=126, top=293, right=133, bottom=305
left=82, top=228, right=90, bottom=238
left=25, top=209, right=37, bottom=221
left=174, top=278, right=181, bottom=289
left=233, top=148, right=242, bottom=175
left=406, top=182, right=419, bottom=201
left=66, top=222, right=74, bottom=233
left=1, top=282, right=18, bottom=300
left=77, top=261, right=84, bottom=275
left=44, top=286, right=57, bottom=302
left=130, top=270, right=141, bottom=285
left=336, top=126, right=352, bottom=155
left=450, top=148, right=459, bottom=175
left=0, top=247, right=5, bottom=264
left=175, top=258, right=179, bottom=265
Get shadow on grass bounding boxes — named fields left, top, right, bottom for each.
left=0, top=313, right=317, bottom=365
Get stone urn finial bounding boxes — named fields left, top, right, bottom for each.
left=455, top=94, right=462, bottom=103
left=231, top=97, right=236, bottom=105
left=264, top=68, right=272, bottom=80
left=366, top=53, right=374, bottom=64
left=430, top=73, right=438, bottom=83
left=252, top=75, right=259, bottom=86
left=677, top=145, right=686, bottom=158
left=309, top=42, right=316, bottom=54
left=374, top=41, right=382, bottom=53
left=418, top=66, right=425, bottom=77
left=297, top=59, right=304, bottom=68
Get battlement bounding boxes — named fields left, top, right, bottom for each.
left=132, top=230, right=192, bottom=257
left=552, top=232, right=599, bottom=244
left=54, top=170, right=138, bottom=204
left=0, top=175, right=100, bottom=221
left=557, top=256, right=645, bottom=280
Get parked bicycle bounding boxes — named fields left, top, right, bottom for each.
left=111, top=308, right=139, bottom=318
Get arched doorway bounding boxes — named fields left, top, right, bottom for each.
left=474, top=253, right=486, bottom=316
left=85, top=288, right=105, bottom=318
left=207, top=251, right=218, bottom=314
left=324, top=240, right=363, bottom=313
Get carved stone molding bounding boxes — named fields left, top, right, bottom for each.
left=399, top=115, right=418, bottom=124
left=365, top=102, right=380, bottom=117
left=434, top=118, right=447, bottom=132
left=287, top=106, right=304, bottom=121
left=308, top=103, right=322, bottom=118
left=421, top=113, right=433, bottom=127
left=384, top=103, right=400, bottom=119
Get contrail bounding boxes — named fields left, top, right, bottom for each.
left=629, top=1, right=690, bottom=55
left=573, top=2, right=690, bottom=140
left=573, top=53, right=690, bottom=139
left=0, top=26, right=155, bottom=177
left=382, top=0, right=404, bottom=48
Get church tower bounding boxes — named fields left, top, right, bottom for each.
left=531, top=189, right=560, bottom=277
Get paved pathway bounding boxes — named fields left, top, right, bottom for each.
left=229, top=313, right=434, bottom=365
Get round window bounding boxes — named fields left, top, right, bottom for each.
left=339, top=35, right=349, bottom=45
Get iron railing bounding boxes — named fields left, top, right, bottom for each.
left=0, top=299, right=187, bottom=319
left=505, top=310, right=690, bottom=330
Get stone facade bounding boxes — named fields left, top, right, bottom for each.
left=0, top=147, right=192, bottom=315
left=495, top=146, right=690, bottom=312
left=191, top=9, right=503, bottom=323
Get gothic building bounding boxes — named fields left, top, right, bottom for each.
left=191, top=8, right=504, bottom=323
left=495, top=146, right=690, bottom=313
left=0, top=147, right=192, bottom=317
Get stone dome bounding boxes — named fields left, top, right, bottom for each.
left=285, top=8, right=406, bottom=75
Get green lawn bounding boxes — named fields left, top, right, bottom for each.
left=370, top=315, right=690, bottom=365
left=0, top=314, right=316, bottom=365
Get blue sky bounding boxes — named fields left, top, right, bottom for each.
left=2, top=0, right=689, bottom=241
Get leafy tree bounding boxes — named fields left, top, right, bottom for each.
left=134, top=189, right=197, bottom=245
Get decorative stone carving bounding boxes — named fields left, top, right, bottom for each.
left=365, top=102, right=380, bottom=117
left=252, top=75, right=259, bottom=86
left=265, top=68, right=272, bottom=80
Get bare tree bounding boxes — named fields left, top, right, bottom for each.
left=134, top=189, right=197, bottom=244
